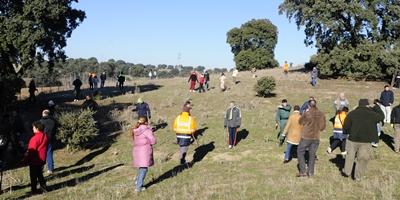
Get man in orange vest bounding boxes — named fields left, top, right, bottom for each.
left=283, top=61, right=289, bottom=76
left=327, top=107, right=349, bottom=155
left=173, top=110, right=197, bottom=165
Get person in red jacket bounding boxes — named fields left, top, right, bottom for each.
left=23, top=121, right=49, bottom=194
left=188, top=71, right=198, bottom=92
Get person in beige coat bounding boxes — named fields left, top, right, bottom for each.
left=282, top=105, right=303, bottom=163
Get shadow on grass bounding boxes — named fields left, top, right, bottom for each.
left=236, top=129, right=249, bottom=146
left=329, top=154, right=345, bottom=171
left=144, top=142, right=215, bottom=188
left=2, top=164, right=95, bottom=193
left=380, top=132, right=395, bottom=151
left=15, top=164, right=123, bottom=199
left=152, top=122, right=168, bottom=133
left=55, top=145, right=111, bottom=172
left=255, top=93, right=277, bottom=98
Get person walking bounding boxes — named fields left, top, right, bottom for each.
left=117, top=73, right=125, bottom=92
left=92, top=74, right=99, bottom=90
left=100, top=72, right=106, bottom=88
left=39, top=110, right=56, bottom=174
left=88, top=73, right=94, bottom=90
left=135, top=98, right=151, bottom=120
left=204, top=70, right=210, bottom=90
left=28, top=80, right=38, bottom=103
left=132, top=117, right=156, bottom=192
left=188, top=71, right=198, bottom=92
left=224, top=101, right=242, bottom=149
left=283, top=61, right=289, bottom=76
left=342, top=99, right=384, bottom=181
left=173, top=109, right=197, bottom=165
left=380, top=85, right=394, bottom=123
left=282, top=105, right=303, bottom=163
left=148, top=70, right=153, bottom=80
left=232, top=68, right=239, bottom=84
left=327, top=107, right=349, bottom=155
left=72, top=77, right=82, bottom=101
left=198, top=73, right=206, bottom=93
left=391, top=103, right=400, bottom=153
left=297, top=100, right=326, bottom=177
left=333, top=93, right=350, bottom=112
left=23, top=121, right=48, bottom=194
left=300, top=96, right=315, bottom=115
left=219, top=73, right=227, bottom=92
left=311, top=67, right=318, bottom=87
left=276, top=99, right=292, bottom=146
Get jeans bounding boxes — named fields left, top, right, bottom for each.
left=330, top=139, right=346, bottom=152
left=297, top=139, right=319, bottom=176
left=343, top=140, right=371, bottom=180
left=311, top=77, right=317, bottom=86
left=47, top=143, right=54, bottom=172
left=228, top=127, right=237, bottom=146
left=136, top=167, right=148, bottom=190
left=29, top=165, right=46, bottom=192
left=284, top=143, right=297, bottom=161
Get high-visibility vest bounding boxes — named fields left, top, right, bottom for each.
left=334, top=112, right=347, bottom=129
left=173, top=113, right=196, bottom=137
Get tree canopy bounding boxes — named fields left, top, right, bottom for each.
left=227, top=19, right=279, bottom=71
left=279, top=0, right=400, bottom=80
left=0, top=0, right=85, bottom=111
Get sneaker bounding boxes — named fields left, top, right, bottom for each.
left=228, top=145, right=233, bottom=149
left=341, top=151, right=347, bottom=156
left=135, top=187, right=146, bottom=192
left=283, top=160, right=289, bottom=164
left=326, top=147, right=332, bottom=154
left=371, top=143, right=378, bottom=148
left=47, top=170, right=53, bottom=174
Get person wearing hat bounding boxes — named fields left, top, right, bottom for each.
left=342, top=99, right=384, bottom=181
left=135, top=98, right=151, bottom=120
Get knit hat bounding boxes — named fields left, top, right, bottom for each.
left=358, top=99, right=369, bottom=107
left=137, top=98, right=143, bottom=104
left=48, top=100, right=55, bottom=107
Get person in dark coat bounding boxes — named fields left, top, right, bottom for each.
left=391, top=103, right=400, bottom=153
left=88, top=73, right=94, bottom=90
left=135, top=98, right=151, bottom=120
left=82, top=95, right=98, bottom=111
left=342, top=99, right=384, bottom=181
left=72, top=78, right=83, bottom=101
left=224, top=101, right=242, bottom=149
left=300, top=96, right=315, bottom=115
left=379, top=85, right=394, bottom=123
left=100, top=72, right=106, bottom=88
left=28, top=80, right=38, bottom=102
left=39, top=110, right=56, bottom=174
left=275, top=99, right=292, bottom=146
left=117, top=73, right=125, bottom=91
left=204, top=70, right=210, bottom=90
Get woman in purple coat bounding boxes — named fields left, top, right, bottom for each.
left=132, top=117, right=156, bottom=192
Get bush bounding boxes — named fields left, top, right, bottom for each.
left=57, top=109, right=99, bottom=151
left=254, top=76, right=276, bottom=97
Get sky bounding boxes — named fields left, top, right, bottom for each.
left=64, top=0, right=316, bottom=68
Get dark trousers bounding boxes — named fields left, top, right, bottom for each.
left=228, top=127, right=237, bottom=146
left=28, top=92, right=36, bottom=102
left=100, top=80, right=105, bottom=88
left=297, top=138, right=319, bottom=176
left=330, top=139, right=346, bottom=152
left=118, top=82, right=124, bottom=90
left=198, top=84, right=206, bottom=93
left=29, top=165, right=46, bottom=192
left=74, top=88, right=81, bottom=99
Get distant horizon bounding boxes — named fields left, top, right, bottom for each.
left=64, top=1, right=316, bottom=69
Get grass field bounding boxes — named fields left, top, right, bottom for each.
left=2, top=68, right=400, bottom=200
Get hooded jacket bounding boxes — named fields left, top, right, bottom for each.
left=132, top=125, right=156, bottom=167
left=25, top=131, right=48, bottom=166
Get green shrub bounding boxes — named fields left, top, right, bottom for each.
left=254, top=76, right=276, bottom=97
left=57, top=109, right=99, bottom=151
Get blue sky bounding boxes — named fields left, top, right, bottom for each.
left=65, top=0, right=316, bottom=68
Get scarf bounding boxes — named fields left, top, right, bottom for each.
left=229, top=106, right=241, bottom=120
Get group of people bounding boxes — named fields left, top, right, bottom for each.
left=274, top=85, right=398, bottom=180
left=88, top=72, right=107, bottom=90
left=188, top=71, right=210, bottom=93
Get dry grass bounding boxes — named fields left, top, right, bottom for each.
left=2, top=68, right=400, bottom=200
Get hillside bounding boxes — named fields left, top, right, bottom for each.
left=2, top=68, right=400, bottom=200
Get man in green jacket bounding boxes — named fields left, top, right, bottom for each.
left=276, top=99, right=292, bottom=146
left=342, top=99, right=384, bottom=181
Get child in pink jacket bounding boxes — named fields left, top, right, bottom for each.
left=133, top=117, right=156, bottom=192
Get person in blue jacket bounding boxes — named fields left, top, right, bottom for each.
left=135, top=98, right=151, bottom=120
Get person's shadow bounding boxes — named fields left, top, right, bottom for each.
left=144, top=141, right=215, bottom=188
left=235, top=129, right=249, bottom=146
left=380, top=131, right=395, bottom=151
left=193, top=127, right=208, bottom=140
